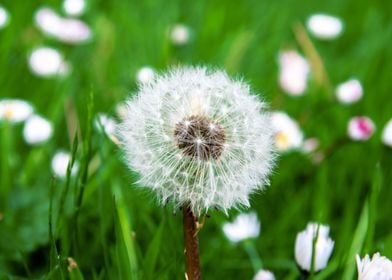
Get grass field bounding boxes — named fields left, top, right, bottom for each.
left=1, top=0, right=392, bottom=279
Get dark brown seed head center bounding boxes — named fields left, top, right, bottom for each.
left=174, top=115, right=226, bottom=160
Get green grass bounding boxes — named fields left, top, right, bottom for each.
left=1, top=0, right=392, bottom=279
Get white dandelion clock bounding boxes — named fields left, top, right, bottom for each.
left=222, top=212, right=261, bottom=243
left=117, top=67, right=275, bottom=216
left=23, top=115, right=53, bottom=145
left=295, top=222, right=334, bottom=272
left=356, top=253, right=392, bottom=280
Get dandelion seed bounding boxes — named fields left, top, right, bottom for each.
left=271, top=111, right=303, bottom=151
left=170, top=24, right=190, bottom=45
left=356, top=253, right=392, bottom=280
left=348, top=116, right=375, bottom=141
left=63, top=0, right=86, bottom=17
left=294, top=222, right=334, bottom=272
left=23, top=115, right=53, bottom=145
left=0, top=99, right=34, bottom=123
left=306, top=14, right=343, bottom=40
left=136, top=66, right=155, bottom=84
left=253, top=270, right=276, bottom=280
left=51, top=151, right=78, bottom=178
left=28, top=47, right=70, bottom=77
left=117, top=66, right=275, bottom=215
left=222, top=212, right=261, bottom=243
left=381, top=119, right=392, bottom=147
left=278, top=50, right=310, bottom=96
left=0, top=5, right=10, bottom=29
left=336, top=79, right=363, bottom=104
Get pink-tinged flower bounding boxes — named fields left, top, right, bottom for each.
left=278, top=50, right=310, bottom=96
left=356, top=253, right=392, bottom=280
left=336, top=79, right=363, bottom=104
left=306, top=14, right=343, bottom=40
left=348, top=116, right=375, bottom=141
left=382, top=119, right=392, bottom=147
left=35, top=7, right=91, bottom=44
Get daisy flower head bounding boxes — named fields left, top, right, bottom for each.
left=0, top=5, right=10, bottom=29
left=295, top=222, right=334, bottom=272
left=347, top=116, right=375, bottom=141
left=222, top=212, right=261, bottom=243
left=0, top=99, right=34, bottom=123
left=381, top=119, right=392, bottom=148
left=306, top=14, right=343, bottom=40
left=271, top=111, right=303, bottom=152
left=23, top=115, right=53, bottom=145
left=336, top=79, right=363, bottom=104
left=117, top=66, right=275, bottom=215
left=356, top=253, right=392, bottom=280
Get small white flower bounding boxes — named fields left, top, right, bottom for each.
left=271, top=111, right=303, bottom=151
left=95, top=113, right=119, bottom=144
left=170, top=24, right=190, bottom=45
left=223, top=212, right=261, bottom=243
left=302, top=138, right=320, bottom=153
left=0, top=99, right=34, bottom=123
left=35, top=7, right=91, bottom=44
left=63, top=0, right=86, bottom=16
left=306, top=14, right=343, bottom=40
left=0, top=5, right=10, bottom=29
left=336, top=79, right=363, bottom=104
left=28, top=47, right=70, bottom=77
left=23, top=115, right=53, bottom=145
left=278, top=50, right=310, bottom=96
left=136, top=66, right=155, bottom=84
left=348, top=116, right=375, bottom=141
left=356, top=253, right=392, bottom=280
left=51, top=151, right=78, bottom=178
left=295, top=222, right=334, bottom=272
left=382, top=119, right=392, bottom=147
left=117, top=67, right=275, bottom=215
left=253, top=269, right=276, bottom=280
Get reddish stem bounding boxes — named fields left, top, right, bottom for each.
left=183, top=204, right=201, bottom=280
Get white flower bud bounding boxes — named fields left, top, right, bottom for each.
left=381, top=120, right=392, bottom=148
left=356, top=253, right=392, bottom=280
left=294, top=222, right=334, bottom=272
left=51, top=151, right=78, bottom=178
left=223, top=212, right=260, bottom=243
left=336, top=79, right=363, bottom=104
left=253, top=269, right=275, bottom=280
left=23, top=115, right=53, bottom=145
left=306, top=14, right=343, bottom=40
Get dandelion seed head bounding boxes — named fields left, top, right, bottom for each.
left=117, top=66, right=275, bottom=215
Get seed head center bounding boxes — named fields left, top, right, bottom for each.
left=174, top=115, right=226, bottom=160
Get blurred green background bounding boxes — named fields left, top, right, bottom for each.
left=1, top=0, right=392, bottom=279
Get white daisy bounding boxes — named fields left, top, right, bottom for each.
left=0, top=99, right=34, bottom=123
left=23, top=115, right=53, bottom=145
left=306, top=14, right=343, bottom=40
left=223, top=212, right=261, bottom=243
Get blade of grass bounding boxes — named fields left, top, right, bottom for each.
left=143, top=219, right=165, bottom=280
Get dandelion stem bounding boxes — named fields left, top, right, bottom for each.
left=183, top=204, right=201, bottom=280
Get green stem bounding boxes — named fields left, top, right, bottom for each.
left=243, top=240, right=263, bottom=272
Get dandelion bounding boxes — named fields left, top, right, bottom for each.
left=271, top=111, right=303, bottom=151
left=306, top=14, right=343, bottom=40
left=28, top=47, right=70, bottom=77
left=278, top=50, right=310, bottom=96
left=117, top=66, right=275, bottom=279
left=356, top=253, right=392, bottom=280
left=295, top=222, right=334, bottom=272
left=0, top=5, right=10, bottom=29
left=347, top=116, right=375, bottom=141
left=336, top=79, right=363, bottom=104
left=382, top=119, right=392, bottom=147
left=63, top=0, right=86, bottom=17
left=223, top=212, right=261, bottom=243
left=253, top=270, right=276, bottom=280
left=35, top=7, right=91, bottom=44
left=136, top=66, right=155, bottom=84
left=51, top=151, right=78, bottom=178
left=23, top=115, right=53, bottom=145
left=170, top=24, right=191, bottom=45
left=0, top=99, right=34, bottom=123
